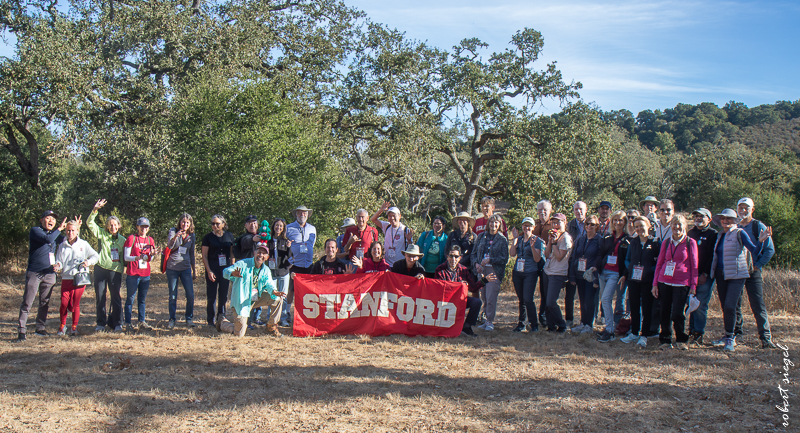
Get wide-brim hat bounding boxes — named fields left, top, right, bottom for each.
left=712, top=208, right=738, bottom=227
left=453, top=211, right=475, bottom=227
left=401, top=244, right=424, bottom=257
left=292, top=205, right=313, bottom=219
left=639, top=196, right=659, bottom=208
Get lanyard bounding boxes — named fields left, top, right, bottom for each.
left=484, top=233, right=496, bottom=257
left=135, top=236, right=148, bottom=253
left=668, top=238, right=684, bottom=262
left=390, top=225, right=403, bottom=249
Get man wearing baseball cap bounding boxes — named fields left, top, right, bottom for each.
left=16, top=210, right=68, bottom=341
left=370, top=202, right=414, bottom=267
left=734, top=197, right=777, bottom=348
left=597, top=201, right=613, bottom=237
left=336, top=217, right=356, bottom=261
left=686, top=208, right=718, bottom=346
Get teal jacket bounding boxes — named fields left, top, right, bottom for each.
left=416, top=230, right=448, bottom=273
left=223, top=258, right=278, bottom=317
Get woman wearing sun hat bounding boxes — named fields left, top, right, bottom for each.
left=445, top=212, right=478, bottom=270
left=709, top=208, right=770, bottom=352
left=510, top=217, right=544, bottom=332
left=471, top=214, right=510, bottom=332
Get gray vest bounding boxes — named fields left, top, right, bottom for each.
left=710, top=228, right=750, bottom=280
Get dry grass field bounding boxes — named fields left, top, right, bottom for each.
left=1, top=270, right=798, bottom=432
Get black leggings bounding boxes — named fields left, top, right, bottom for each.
left=206, top=270, right=229, bottom=325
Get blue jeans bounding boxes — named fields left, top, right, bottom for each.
left=125, top=275, right=150, bottom=324
left=599, top=269, right=621, bottom=333
left=166, top=268, right=194, bottom=321
left=576, top=279, right=598, bottom=327
left=265, top=273, right=292, bottom=323
left=689, top=276, right=715, bottom=335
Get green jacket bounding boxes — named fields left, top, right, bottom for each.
left=87, top=211, right=126, bottom=273
left=223, top=258, right=278, bottom=317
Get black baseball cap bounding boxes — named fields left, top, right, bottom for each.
left=245, top=215, right=258, bottom=223
left=40, top=210, right=58, bottom=219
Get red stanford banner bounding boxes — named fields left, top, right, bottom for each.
left=292, top=272, right=467, bottom=337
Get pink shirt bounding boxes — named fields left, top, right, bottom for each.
left=654, top=237, right=698, bottom=290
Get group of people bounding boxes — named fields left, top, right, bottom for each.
left=14, top=195, right=778, bottom=351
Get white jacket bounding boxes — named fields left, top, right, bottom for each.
left=56, top=238, right=100, bottom=280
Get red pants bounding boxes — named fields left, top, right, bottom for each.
left=60, top=279, right=86, bottom=329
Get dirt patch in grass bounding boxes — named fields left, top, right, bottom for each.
left=0, top=272, right=797, bottom=432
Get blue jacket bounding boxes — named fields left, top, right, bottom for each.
left=27, top=226, right=64, bottom=274
left=738, top=219, right=774, bottom=269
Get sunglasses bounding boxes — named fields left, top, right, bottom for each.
left=448, top=255, right=461, bottom=259
left=585, top=223, right=598, bottom=227
left=211, top=222, right=223, bottom=226
left=659, top=209, right=673, bottom=213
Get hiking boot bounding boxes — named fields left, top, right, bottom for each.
left=580, top=326, right=593, bottom=334
left=167, top=320, right=176, bottom=329
left=712, top=335, right=736, bottom=347
left=34, top=329, right=49, bottom=337
left=598, top=330, right=615, bottom=343
left=15, top=332, right=26, bottom=342
left=637, top=336, right=647, bottom=348
left=620, top=333, right=638, bottom=344
left=512, top=323, right=526, bottom=333
left=138, top=321, right=152, bottom=330
left=723, top=337, right=736, bottom=352
left=186, top=319, right=195, bottom=328
left=461, top=327, right=477, bottom=337
left=761, top=338, right=777, bottom=349
left=114, top=325, right=123, bottom=332
left=688, top=333, right=704, bottom=347
left=266, top=325, right=282, bottom=337
left=57, top=325, right=67, bottom=336
left=529, top=325, right=539, bottom=333
left=126, top=323, right=135, bottom=332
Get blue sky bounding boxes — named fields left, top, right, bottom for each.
left=346, top=0, right=800, bottom=115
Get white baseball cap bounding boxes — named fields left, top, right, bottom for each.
left=737, top=197, right=754, bottom=208
left=387, top=206, right=402, bottom=217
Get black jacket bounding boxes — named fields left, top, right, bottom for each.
left=687, top=226, right=718, bottom=277
left=624, top=236, right=661, bottom=285
left=598, top=233, right=630, bottom=278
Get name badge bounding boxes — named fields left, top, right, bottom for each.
left=218, top=254, right=227, bottom=267
left=110, top=248, right=119, bottom=262
left=356, top=248, right=364, bottom=259
left=178, top=246, right=187, bottom=255
left=664, top=261, right=676, bottom=277
left=299, top=244, right=308, bottom=254
left=430, top=242, right=440, bottom=255
left=49, top=252, right=55, bottom=266
left=387, top=248, right=396, bottom=259
left=483, top=253, right=490, bottom=261
left=138, top=259, right=147, bottom=269
left=607, top=255, right=617, bottom=265
left=268, top=258, right=276, bottom=269
left=516, top=258, right=525, bottom=272
left=578, top=258, right=587, bottom=272
left=632, top=265, right=644, bottom=281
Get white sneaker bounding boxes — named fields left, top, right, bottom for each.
left=476, top=322, right=487, bottom=330
left=167, top=319, right=176, bottom=329
left=571, top=324, right=585, bottom=333
left=57, top=325, right=67, bottom=336
left=637, top=336, right=648, bottom=348
left=94, top=325, right=105, bottom=332
left=483, top=322, right=494, bottom=331
left=620, top=333, right=638, bottom=344
left=580, top=326, right=593, bottom=334
left=114, top=325, right=123, bottom=332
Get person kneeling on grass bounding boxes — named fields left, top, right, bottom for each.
left=434, top=245, right=496, bottom=337
left=54, top=218, right=100, bottom=336
left=220, top=242, right=286, bottom=337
